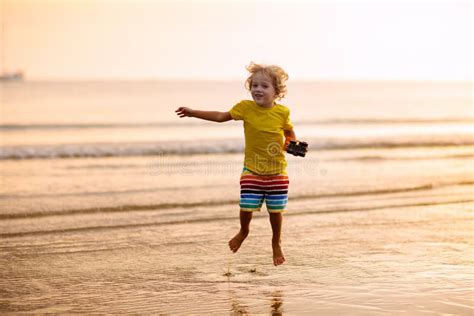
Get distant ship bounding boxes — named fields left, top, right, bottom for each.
left=0, top=71, right=24, bottom=81
left=1, top=2, right=24, bottom=82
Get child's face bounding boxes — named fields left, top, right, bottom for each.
left=250, top=72, right=276, bottom=107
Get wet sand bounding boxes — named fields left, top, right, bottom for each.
left=1, top=147, right=473, bottom=314
left=1, top=198, right=473, bottom=314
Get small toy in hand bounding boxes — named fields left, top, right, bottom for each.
left=286, top=140, right=308, bottom=157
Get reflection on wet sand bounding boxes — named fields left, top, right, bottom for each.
left=270, top=290, right=284, bottom=316
left=228, top=288, right=284, bottom=315
left=227, top=286, right=249, bottom=315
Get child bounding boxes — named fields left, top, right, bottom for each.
left=175, top=62, right=297, bottom=266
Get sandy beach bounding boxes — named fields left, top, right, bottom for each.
left=1, top=196, right=472, bottom=314
left=1, top=149, right=473, bottom=314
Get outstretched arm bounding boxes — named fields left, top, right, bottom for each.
left=175, top=107, right=232, bottom=123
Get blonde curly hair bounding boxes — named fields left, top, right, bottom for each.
left=245, top=62, right=289, bottom=100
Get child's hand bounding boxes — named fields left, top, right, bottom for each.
left=284, top=137, right=295, bottom=151
left=175, top=107, right=194, bottom=118
left=284, top=129, right=296, bottom=151
left=284, top=139, right=290, bottom=151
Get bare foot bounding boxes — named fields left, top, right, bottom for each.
left=272, top=242, right=285, bottom=266
left=228, top=231, right=248, bottom=253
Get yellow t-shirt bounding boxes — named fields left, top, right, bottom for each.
left=230, top=100, right=294, bottom=175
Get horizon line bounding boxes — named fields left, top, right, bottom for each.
left=9, top=77, right=473, bottom=84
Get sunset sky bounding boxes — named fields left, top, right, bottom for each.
left=1, top=0, right=472, bottom=81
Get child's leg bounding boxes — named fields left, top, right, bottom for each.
left=269, top=212, right=285, bottom=266
left=228, top=211, right=253, bottom=253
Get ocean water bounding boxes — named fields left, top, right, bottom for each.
left=0, top=80, right=473, bottom=314
left=0, top=81, right=472, bottom=157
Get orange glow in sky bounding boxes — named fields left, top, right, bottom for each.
left=1, top=0, right=472, bottom=81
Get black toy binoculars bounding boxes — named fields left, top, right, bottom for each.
left=286, top=140, right=308, bottom=157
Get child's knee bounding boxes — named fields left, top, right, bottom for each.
left=269, top=212, right=283, bottom=218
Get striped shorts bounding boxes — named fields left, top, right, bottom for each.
left=239, top=167, right=289, bottom=213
